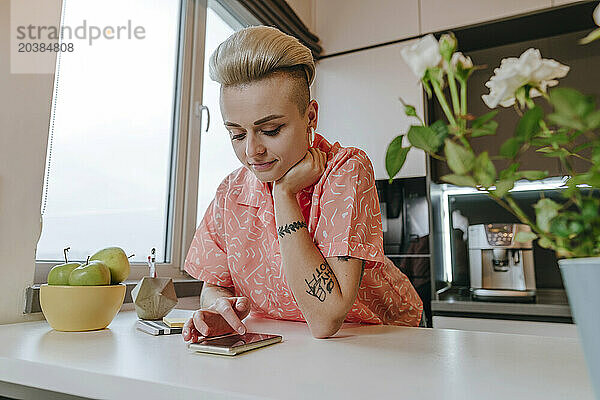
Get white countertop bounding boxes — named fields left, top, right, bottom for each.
left=0, top=309, right=594, bottom=400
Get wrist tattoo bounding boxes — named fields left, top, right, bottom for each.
left=305, top=262, right=335, bottom=302
left=277, top=221, right=307, bottom=238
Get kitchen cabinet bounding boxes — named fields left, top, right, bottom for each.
left=313, top=39, right=427, bottom=180
left=315, top=0, right=419, bottom=55
left=433, top=315, right=578, bottom=338
left=419, top=0, right=552, bottom=34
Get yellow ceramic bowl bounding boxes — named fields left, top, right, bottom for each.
left=40, top=284, right=126, bottom=332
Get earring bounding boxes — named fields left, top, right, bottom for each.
left=309, top=127, right=315, bottom=147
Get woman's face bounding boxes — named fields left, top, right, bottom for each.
left=220, top=73, right=318, bottom=183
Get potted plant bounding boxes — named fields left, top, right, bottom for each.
left=386, top=6, right=600, bottom=397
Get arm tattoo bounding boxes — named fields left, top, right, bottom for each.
left=305, top=262, right=335, bottom=302
left=277, top=221, right=307, bottom=238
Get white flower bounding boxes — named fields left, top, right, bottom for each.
left=482, top=48, right=569, bottom=108
left=594, top=4, right=600, bottom=26
left=401, top=34, right=442, bottom=79
left=451, top=52, right=473, bottom=69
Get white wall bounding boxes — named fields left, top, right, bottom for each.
left=313, top=41, right=427, bottom=179
left=0, top=0, right=61, bottom=324
left=315, top=0, right=419, bottom=56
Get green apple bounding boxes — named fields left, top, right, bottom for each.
left=68, top=259, right=111, bottom=286
left=48, top=262, right=80, bottom=285
left=47, top=247, right=80, bottom=285
left=90, top=247, right=131, bottom=284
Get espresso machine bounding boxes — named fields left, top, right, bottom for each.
left=468, top=223, right=536, bottom=302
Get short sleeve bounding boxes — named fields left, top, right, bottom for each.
left=313, top=149, right=385, bottom=266
left=184, top=177, right=233, bottom=287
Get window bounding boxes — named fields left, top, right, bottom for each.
left=35, top=0, right=257, bottom=284
left=36, top=0, right=182, bottom=266
left=196, top=3, right=245, bottom=225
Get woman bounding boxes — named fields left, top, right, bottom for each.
left=182, top=26, right=422, bottom=340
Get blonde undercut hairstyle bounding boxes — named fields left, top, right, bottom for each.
left=209, top=26, right=315, bottom=114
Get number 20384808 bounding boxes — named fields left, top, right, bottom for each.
left=18, top=42, right=74, bottom=52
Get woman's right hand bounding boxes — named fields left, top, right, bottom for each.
left=182, top=296, right=250, bottom=343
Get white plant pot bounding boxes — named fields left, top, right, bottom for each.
left=559, top=257, right=600, bottom=399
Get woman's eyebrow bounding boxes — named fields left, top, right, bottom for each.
left=224, top=114, right=284, bottom=127
left=253, top=114, right=284, bottom=125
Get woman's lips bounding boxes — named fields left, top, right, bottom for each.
left=251, top=160, right=277, bottom=171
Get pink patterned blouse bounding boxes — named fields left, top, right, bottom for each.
left=184, top=132, right=423, bottom=326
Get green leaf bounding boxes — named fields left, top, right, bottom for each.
left=593, top=146, right=600, bottom=164
left=539, top=148, right=571, bottom=158
left=404, top=104, right=418, bottom=118
left=534, top=198, right=562, bottom=232
left=473, top=152, right=496, bottom=187
left=499, top=138, right=522, bottom=159
left=499, top=162, right=520, bottom=180
left=430, top=120, right=449, bottom=143
left=550, top=217, right=570, bottom=238
left=517, top=170, right=549, bottom=181
left=444, top=139, right=475, bottom=175
left=472, top=121, right=498, bottom=137
left=584, top=110, right=600, bottom=130
left=472, top=111, right=499, bottom=129
left=385, top=136, right=411, bottom=180
left=515, top=105, right=542, bottom=141
left=548, top=87, right=595, bottom=119
left=546, top=113, right=586, bottom=131
left=538, top=237, right=553, bottom=249
left=407, top=125, right=442, bottom=153
left=515, top=231, right=538, bottom=243
left=568, top=221, right=584, bottom=237
left=441, top=174, right=477, bottom=187
left=491, top=180, right=514, bottom=197
left=536, top=147, right=554, bottom=153
left=530, top=133, right=570, bottom=147
left=568, top=128, right=583, bottom=140
left=581, top=198, right=599, bottom=220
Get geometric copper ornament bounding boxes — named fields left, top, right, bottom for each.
left=131, top=277, right=178, bottom=320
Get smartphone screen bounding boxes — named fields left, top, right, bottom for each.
left=188, top=332, right=282, bottom=356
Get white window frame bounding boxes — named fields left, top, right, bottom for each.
left=177, top=0, right=258, bottom=281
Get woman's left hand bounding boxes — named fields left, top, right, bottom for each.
left=274, top=148, right=327, bottom=196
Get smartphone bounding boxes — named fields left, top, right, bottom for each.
left=187, top=332, right=282, bottom=356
